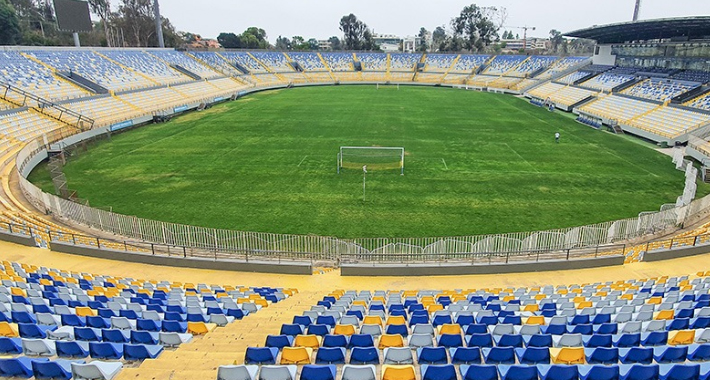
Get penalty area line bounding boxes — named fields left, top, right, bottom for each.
left=297, top=156, right=308, bottom=167
left=441, top=158, right=448, bottom=170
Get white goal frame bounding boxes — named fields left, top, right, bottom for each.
left=337, top=146, right=404, bottom=175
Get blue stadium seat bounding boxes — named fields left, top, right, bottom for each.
left=307, top=324, right=329, bottom=336
left=460, top=364, right=499, bottom=380
left=86, top=316, right=111, bottom=329
left=74, top=327, right=102, bottom=342
left=654, top=346, right=688, bottom=364
left=102, top=329, right=130, bottom=343
left=689, top=344, right=710, bottom=362
left=525, top=334, right=554, bottom=348
left=451, top=347, right=483, bottom=364
left=266, top=335, right=293, bottom=349
left=349, top=334, right=375, bottom=348
left=130, top=331, right=159, bottom=345
left=32, top=359, right=76, bottom=380
left=498, top=365, right=538, bottom=380
left=578, top=365, right=620, bottom=380
left=422, top=364, right=458, bottom=380
left=18, top=324, right=55, bottom=339
left=585, top=347, right=619, bottom=365
left=418, top=347, right=448, bottom=364
left=584, top=335, right=613, bottom=348
left=614, top=334, right=641, bottom=348
left=55, top=341, right=90, bottom=358
left=0, top=357, right=47, bottom=378
left=349, top=347, right=379, bottom=364
left=438, top=333, right=464, bottom=348
left=538, top=365, right=579, bottom=380
left=386, top=324, right=408, bottom=337
left=515, top=347, right=550, bottom=364
left=136, top=319, right=161, bottom=332
left=620, top=364, right=660, bottom=380
left=89, top=342, right=123, bottom=360
left=0, top=337, right=22, bottom=354
left=123, top=344, right=164, bottom=360
left=619, top=347, right=654, bottom=364
left=483, top=347, right=516, bottom=364
left=161, top=321, right=187, bottom=333
left=468, top=333, right=494, bottom=347
left=244, top=347, right=278, bottom=364
left=314, top=347, right=346, bottom=364
left=300, top=365, right=336, bottom=380
left=322, top=334, right=348, bottom=348
left=497, top=334, right=524, bottom=348
left=659, top=364, right=700, bottom=380
left=642, top=332, right=668, bottom=346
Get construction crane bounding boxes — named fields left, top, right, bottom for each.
left=504, top=25, right=537, bottom=51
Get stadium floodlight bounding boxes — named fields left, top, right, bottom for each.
left=338, top=146, right=404, bottom=175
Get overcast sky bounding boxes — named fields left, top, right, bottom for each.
left=158, top=1, right=709, bottom=43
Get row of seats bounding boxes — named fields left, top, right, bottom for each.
left=218, top=362, right=710, bottom=380
left=0, top=357, right=122, bottom=380
left=623, top=79, right=700, bottom=102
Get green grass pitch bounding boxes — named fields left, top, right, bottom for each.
left=28, top=85, right=708, bottom=238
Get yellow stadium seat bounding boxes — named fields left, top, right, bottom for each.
left=550, top=347, right=585, bottom=364
left=386, top=316, right=406, bottom=326
left=280, top=347, right=312, bottom=364
left=378, top=334, right=405, bottom=349
left=254, top=299, right=269, bottom=307
left=523, top=304, right=540, bottom=312
left=352, top=300, right=367, bottom=307
left=577, top=301, right=593, bottom=309
left=573, top=297, right=586, bottom=303
left=10, top=287, right=25, bottom=296
left=294, top=335, right=321, bottom=349
left=0, top=322, right=18, bottom=337
left=668, top=330, right=695, bottom=345
left=75, top=307, right=97, bottom=317
left=363, top=316, right=383, bottom=326
left=187, top=322, right=216, bottom=335
left=525, top=316, right=546, bottom=325
left=334, top=324, right=356, bottom=336
left=647, top=297, right=662, bottom=305
left=620, top=294, right=634, bottom=300
left=427, top=304, right=444, bottom=313
left=381, top=365, right=416, bottom=380
left=655, top=310, right=675, bottom=320
left=438, top=324, right=462, bottom=335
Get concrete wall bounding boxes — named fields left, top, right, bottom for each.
left=593, top=45, right=616, bottom=66
left=643, top=244, right=710, bottom=262
left=341, top=256, right=625, bottom=276
left=0, top=231, right=37, bottom=247
left=50, top=241, right=312, bottom=275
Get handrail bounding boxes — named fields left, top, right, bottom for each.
left=0, top=81, right=95, bottom=130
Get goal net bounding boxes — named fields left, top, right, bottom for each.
left=338, top=146, right=404, bottom=175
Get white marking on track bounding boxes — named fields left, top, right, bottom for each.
left=297, top=156, right=308, bottom=167
left=441, top=158, right=449, bottom=170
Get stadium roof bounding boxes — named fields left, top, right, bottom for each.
left=564, top=16, right=710, bottom=44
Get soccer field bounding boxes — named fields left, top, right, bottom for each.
left=28, top=85, right=705, bottom=238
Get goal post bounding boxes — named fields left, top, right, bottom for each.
left=338, top=146, right=404, bottom=175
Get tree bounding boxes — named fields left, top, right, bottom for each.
left=0, top=0, right=21, bottom=45
left=88, top=0, right=111, bottom=46
left=417, top=27, right=428, bottom=52
left=217, top=32, right=241, bottom=48
left=241, top=27, right=268, bottom=49
left=549, top=29, right=564, bottom=54
left=432, top=26, right=447, bottom=52
left=339, top=13, right=366, bottom=50
left=451, top=4, right=500, bottom=52
left=275, top=35, right=291, bottom=50
left=328, top=36, right=341, bottom=50
left=307, top=38, right=319, bottom=51
left=361, top=29, right=379, bottom=51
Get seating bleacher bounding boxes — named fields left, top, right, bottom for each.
left=687, top=93, right=710, bottom=111
left=625, top=106, right=710, bottom=138
left=62, top=95, right=141, bottom=127
left=288, top=53, right=326, bottom=71
left=0, top=259, right=294, bottom=380
left=220, top=52, right=269, bottom=74
left=579, top=70, right=636, bottom=92
left=27, top=50, right=154, bottom=92
left=357, top=53, right=388, bottom=71
left=534, top=57, right=589, bottom=81
left=222, top=276, right=710, bottom=380
left=148, top=50, right=224, bottom=79
left=673, top=71, right=710, bottom=84
left=390, top=54, right=421, bottom=71
left=424, top=54, right=457, bottom=72
left=623, top=79, right=700, bottom=102
left=0, top=110, right=67, bottom=142
left=251, top=52, right=294, bottom=73
left=450, top=55, right=490, bottom=74
left=508, top=56, right=558, bottom=78
left=528, top=83, right=597, bottom=108
left=0, top=51, right=88, bottom=102
left=100, top=50, right=188, bottom=86
left=321, top=53, right=354, bottom=72
left=578, top=94, right=657, bottom=122
left=483, top=56, right=527, bottom=75
left=558, top=71, right=593, bottom=85
left=190, top=52, right=245, bottom=76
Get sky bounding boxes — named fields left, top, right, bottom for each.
left=157, top=0, right=709, bottom=43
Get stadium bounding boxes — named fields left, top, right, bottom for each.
left=0, top=0, right=710, bottom=379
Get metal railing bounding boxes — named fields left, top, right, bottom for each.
left=10, top=82, right=710, bottom=266
left=0, top=81, right=94, bottom=130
